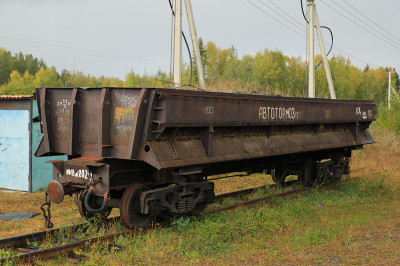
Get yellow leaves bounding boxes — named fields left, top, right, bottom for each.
left=10, top=70, right=21, bottom=79
left=34, top=67, right=61, bottom=87
left=36, top=66, right=45, bottom=77
left=0, top=70, right=35, bottom=95
left=0, top=66, right=64, bottom=95
left=314, top=54, right=323, bottom=64
left=374, top=67, right=386, bottom=83
left=0, top=67, right=66, bottom=95
left=23, top=71, right=32, bottom=80
left=100, top=76, right=125, bottom=87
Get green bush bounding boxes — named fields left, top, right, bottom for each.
left=376, top=100, right=400, bottom=134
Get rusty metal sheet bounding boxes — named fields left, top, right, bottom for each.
left=35, top=87, right=142, bottom=158
left=35, top=87, right=375, bottom=171
left=138, top=127, right=372, bottom=170
left=159, top=90, right=375, bottom=127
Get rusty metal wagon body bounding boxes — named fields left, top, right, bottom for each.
left=35, top=87, right=375, bottom=228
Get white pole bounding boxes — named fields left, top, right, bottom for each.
left=388, top=71, right=391, bottom=109
left=173, top=0, right=183, bottom=87
left=392, top=86, right=399, bottom=101
left=308, top=0, right=315, bottom=98
left=184, top=0, right=206, bottom=90
left=314, top=7, right=336, bottom=99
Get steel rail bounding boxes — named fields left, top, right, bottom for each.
left=1, top=176, right=364, bottom=263
left=207, top=187, right=310, bottom=214
left=0, top=182, right=306, bottom=263
left=214, top=179, right=299, bottom=201
left=0, top=217, right=120, bottom=250
left=0, top=230, right=133, bottom=264
left=1, top=181, right=293, bottom=250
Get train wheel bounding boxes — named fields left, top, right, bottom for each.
left=120, top=183, right=152, bottom=229
left=271, top=169, right=287, bottom=185
left=76, top=194, right=112, bottom=221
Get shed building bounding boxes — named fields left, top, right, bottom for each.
left=0, top=95, right=66, bottom=192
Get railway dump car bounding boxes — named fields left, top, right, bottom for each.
left=35, top=87, right=375, bottom=228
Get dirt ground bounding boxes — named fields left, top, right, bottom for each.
left=230, top=213, right=400, bottom=265
left=1, top=127, right=399, bottom=264
left=0, top=189, right=83, bottom=238
left=0, top=173, right=272, bottom=239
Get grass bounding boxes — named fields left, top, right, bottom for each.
left=351, top=126, right=400, bottom=188
left=376, top=101, right=400, bottom=134
left=1, top=126, right=400, bottom=264
left=0, top=192, right=86, bottom=239
left=26, top=175, right=400, bottom=264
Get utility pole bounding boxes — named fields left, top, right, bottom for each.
left=184, top=0, right=206, bottom=90
left=173, top=0, right=183, bottom=88
left=392, top=86, right=399, bottom=101
left=173, top=0, right=206, bottom=90
left=314, top=8, right=336, bottom=99
left=308, top=0, right=315, bottom=98
left=387, top=71, right=391, bottom=109
left=307, top=0, right=336, bottom=99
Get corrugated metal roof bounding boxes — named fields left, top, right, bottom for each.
left=0, top=95, right=35, bottom=100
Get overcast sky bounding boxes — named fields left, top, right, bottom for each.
left=0, top=0, right=399, bottom=80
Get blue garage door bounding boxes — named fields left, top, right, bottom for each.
left=0, top=110, right=30, bottom=191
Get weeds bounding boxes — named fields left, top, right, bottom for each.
left=0, top=248, right=15, bottom=259
left=2, top=125, right=400, bottom=264
left=170, top=217, right=192, bottom=233
left=376, top=101, right=400, bottom=134
left=3, top=175, right=399, bottom=265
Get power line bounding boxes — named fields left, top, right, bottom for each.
left=257, top=0, right=305, bottom=33
left=248, top=0, right=329, bottom=47
left=340, top=0, right=400, bottom=43
left=331, top=47, right=379, bottom=68
left=245, top=0, right=380, bottom=69
left=265, top=0, right=304, bottom=27
left=250, top=0, right=331, bottom=54
left=245, top=0, right=305, bottom=39
left=327, top=0, right=400, bottom=49
left=254, top=0, right=367, bottom=67
left=320, top=0, right=400, bottom=51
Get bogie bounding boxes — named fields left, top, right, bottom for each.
left=120, top=183, right=153, bottom=229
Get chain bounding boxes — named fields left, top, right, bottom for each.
left=40, top=190, right=54, bottom=229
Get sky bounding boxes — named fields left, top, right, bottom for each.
left=0, top=0, right=399, bottom=80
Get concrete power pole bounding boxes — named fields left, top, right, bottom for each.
left=387, top=71, right=392, bottom=109
left=307, top=0, right=336, bottom=99
left=184, top=0, right=206, bottom=90
left=173, top=0, right=183, bottom=88
left=314, top=8, right=336, bottom=99
left=308, top=0, right=315, bottom=98
left=173, top=0, right=206, bottom=90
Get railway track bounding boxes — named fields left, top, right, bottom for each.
left=0, top=179, right=320, bottom=263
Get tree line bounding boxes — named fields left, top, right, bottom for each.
left=0, top=41, right=398, bottom=105
left=194, top=40, right=398, bottom=103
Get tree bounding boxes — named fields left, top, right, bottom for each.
left=99, top=76, right=125, bottom=87
left=0, top=71, right=35, bottom=95
left=34, top=67, right=62, bottom=88
left=66, top=71, right=99, bottom=87
left=0, top=46, right=394, bottom=105
left=0, top=49, right=13, bottom=85
left=253, top=49, right=288, bottom=94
